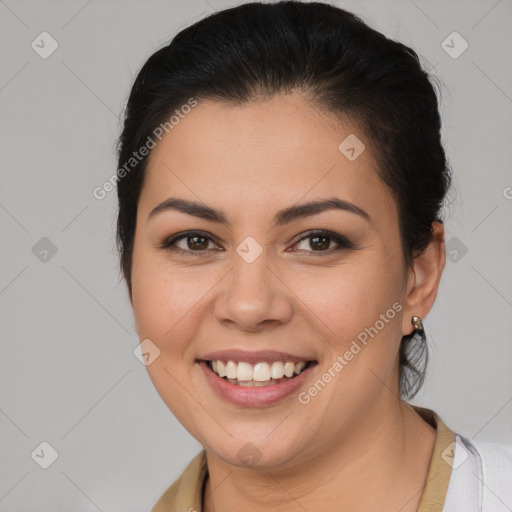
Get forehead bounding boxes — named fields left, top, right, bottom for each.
left=140, top=94, right=395, bottom=225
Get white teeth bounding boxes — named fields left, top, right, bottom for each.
left=294, top=361, right=306, bottom=375
left=236, top=380, right=253, bottom=387
left=225, top=360, right=237, bottom=379
left=209, top=359, right=310, bottom=383
left=253, top=362, right=271, bottom=382
left=217, top=360, right=226, bottom=378
left=284, top=362, right=295, bottom=378
left=270, top=361, right=285, bottom=379
left=235, top=379, right=279, bottom=387
left=237, top=361, right=253, bottom=381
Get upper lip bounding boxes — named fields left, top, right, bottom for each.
left=198, top=349, right=317, bottom=365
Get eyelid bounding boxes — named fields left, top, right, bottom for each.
left=160, top=229, right=355, bottom=254
left=160, top=230, right=222, bottom=252
left=291, top=229, right=355, bottom=251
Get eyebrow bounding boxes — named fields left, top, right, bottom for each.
left=147, top=197, right=371, bottom=227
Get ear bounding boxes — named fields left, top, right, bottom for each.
left=401, top=222, right=446, bottom=336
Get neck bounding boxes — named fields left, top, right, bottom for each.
left=203, top=400, right=436, bottom=512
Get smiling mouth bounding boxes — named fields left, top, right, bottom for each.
left=203, top=359, right=318, bottom=387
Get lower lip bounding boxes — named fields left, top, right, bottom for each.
left=198, top=360, right=316, bottom=407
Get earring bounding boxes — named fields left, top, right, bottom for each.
left=411, top=315, right=424, bottom=332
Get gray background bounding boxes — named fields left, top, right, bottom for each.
left=1, top=0, right=511, bottom=510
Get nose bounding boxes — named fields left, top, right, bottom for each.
left=213, top=249, right=294, bottom=332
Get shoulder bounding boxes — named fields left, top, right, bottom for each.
left=445, top=434, right=512, bottom=512
left=471, top=436, right=512, bottom=503
left=151, top=450, right=207, bottom=512
left=151, top=479, right=180, bottom=512
left=470, top=436, right=512, bottom=466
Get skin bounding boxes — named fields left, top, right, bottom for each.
left=129, top=93, right=446, bottom=512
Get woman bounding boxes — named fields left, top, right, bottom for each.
left=115, top=2, right=512, bottom=511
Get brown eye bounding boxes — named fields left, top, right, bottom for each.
left=184, top=234, right=209, bottom=250
left=160, top=229, right=354, bottom=256
left=292, top=230, right=354, bottom=254
left=308, top=234, right=330, bottom=251
left=160, top=231, right=221, bottom=255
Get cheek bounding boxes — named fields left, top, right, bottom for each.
left=294, top=257, right=405, bottom=391
left=131, top=250, right=217, bottom=358
left=293, top=260, right=403, bottom=335
left=131, top=257, right=205, bottom=423
left=131, top=248, right=183, bottom=339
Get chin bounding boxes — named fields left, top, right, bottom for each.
left=204, top=431, right=309, bottom=470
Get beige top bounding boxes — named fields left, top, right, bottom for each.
left=151, top=405, right=456, bottom=512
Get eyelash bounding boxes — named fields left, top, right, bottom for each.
left=159, top=230, right=355, bottom=256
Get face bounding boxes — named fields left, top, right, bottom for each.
left=130, top=93, right=425, bottom=469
